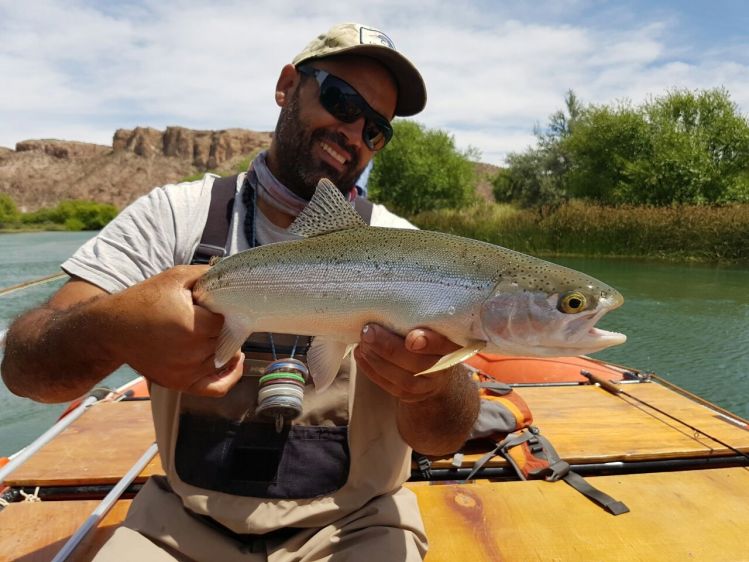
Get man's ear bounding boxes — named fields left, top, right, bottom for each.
left=275, top=64, right=300, bottom=107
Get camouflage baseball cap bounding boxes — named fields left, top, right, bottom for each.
left=292, top=22, right=426, bottom=117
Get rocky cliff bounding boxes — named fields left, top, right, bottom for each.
left=0, top=127, right=272, bottom=212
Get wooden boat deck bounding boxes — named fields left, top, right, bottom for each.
left=7, top=380, right=748, bottom=488
left=1, top=375, right=748, bottom=561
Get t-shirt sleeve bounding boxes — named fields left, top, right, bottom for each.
left=370, top=203, right=418, bottom=230
left=61, top=178, right=213, bottom=293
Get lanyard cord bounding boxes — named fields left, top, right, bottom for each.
left=240, top=173, right=301, bottom=360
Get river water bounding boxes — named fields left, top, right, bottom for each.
left=1, top=232, right=748, bottom=457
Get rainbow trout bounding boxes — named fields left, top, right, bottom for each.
left=194, top=179, right=626, bottom=390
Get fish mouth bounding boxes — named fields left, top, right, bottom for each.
left=588, top=326, right=627, bottom=345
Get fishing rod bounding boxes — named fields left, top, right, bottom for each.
left=0, top=271, right=67, bottom=297
left=51, top=442, right=158, bottom=562
left=581, top=370, right=749, bottom=464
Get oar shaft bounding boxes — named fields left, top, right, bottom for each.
left=0, top=271, right=67, bottom=297
left=51, top=442, right=158, bottom=562
left=0, top=395, right=99, bottom=485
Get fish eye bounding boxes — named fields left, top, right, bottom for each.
left=558, top=291, right=587, bottom=314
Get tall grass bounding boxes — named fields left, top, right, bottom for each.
left=412, top=202, right=749, bottom=262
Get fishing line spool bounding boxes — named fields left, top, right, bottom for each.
left=255, top=358, right=309, bottom=432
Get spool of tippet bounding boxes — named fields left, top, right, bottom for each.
left=255, top=358, right=309, bottom=432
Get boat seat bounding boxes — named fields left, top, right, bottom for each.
left=5, top=400, right=162, bottom=488
left=413, top=467, right=749, bottom=561
left=0, top=499, right=131, bottom=562
left=428, top=381, right=749, bottom=469
left=3, top=468, right=747, bottom=561
left=5, top=382, right=748, bottom=488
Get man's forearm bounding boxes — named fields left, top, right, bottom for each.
left=1, top=297, right=121, bottom=403
left=397, top=366, right=479, bottom=456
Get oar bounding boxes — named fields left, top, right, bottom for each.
left=0, top=271, right=67, bottom=297
left=51, top=442, right=159, bottom=562
left=0, top=391, right=105, bottom=485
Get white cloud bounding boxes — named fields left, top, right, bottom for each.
left=1, top=0, right=749, bottom=165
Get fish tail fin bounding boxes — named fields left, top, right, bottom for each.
left=215, top=317, right=253, bottom=368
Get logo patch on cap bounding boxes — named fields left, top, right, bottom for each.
left=359, top=26, right=395, bottom=49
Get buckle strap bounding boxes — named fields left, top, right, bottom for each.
left=562, top=471, right=630, bottom=516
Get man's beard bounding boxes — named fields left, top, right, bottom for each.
left=273, top=89, right=365, bottom=200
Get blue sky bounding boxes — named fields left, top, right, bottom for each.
left=2, top=0, right=748, bottom=164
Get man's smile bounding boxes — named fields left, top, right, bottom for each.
left=320, top=140, right=348, bottom=166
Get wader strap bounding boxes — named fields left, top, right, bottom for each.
left=191, top=174, right=239, bottom=264
left=562, top=471, right=630, bottom=516
left=465, top=427, right=630, bottom=516
left=353, top=196, right=374, bottom=224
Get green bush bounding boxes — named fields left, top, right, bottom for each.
left=499, top=88, right=749, bottom=207
left=368, top=120, right=478, bottom=215
left=0, top=193, right=20, bottom=226
left=19, top=200, right=118, bottom=230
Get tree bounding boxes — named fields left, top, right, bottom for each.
left=368, top=120, right=478, bottom=215
left=493, top=90, right=579, bottom=208
left=499, top=87, right=749, bottom=206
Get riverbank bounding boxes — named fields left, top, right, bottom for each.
left=412, top=201, right=749, bottom=263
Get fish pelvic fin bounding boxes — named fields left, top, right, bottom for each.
left=214, top=316, right=253, bottom=368
left=415, top=341, right=487, bottom=376
left=287, top=178, right=367, bottom=238
left=307, top=337, right=351, bottom=392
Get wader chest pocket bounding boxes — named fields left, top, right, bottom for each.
left=175, top=413, right=350, bottom=499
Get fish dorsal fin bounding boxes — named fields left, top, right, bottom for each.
left=287, top=178, right=367, bottom=238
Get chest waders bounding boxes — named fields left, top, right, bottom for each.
left=173, top=174, right=374, bottom=499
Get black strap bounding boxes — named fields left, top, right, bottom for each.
left=193, top=174, right=374, bottom=266
left=191, top=174, right=239, bottom=264
left=353, top=195, right=374, bottom=224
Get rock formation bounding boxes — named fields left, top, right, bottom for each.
left=0, top=127, right=272, bottom=212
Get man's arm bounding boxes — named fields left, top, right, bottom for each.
left=1, top=266, right=244, bottom=404
left=354, top=324, right=480, bottom=456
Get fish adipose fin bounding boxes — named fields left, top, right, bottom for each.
left=307, top=337, right=353, bottom=392
left=287, top=178, right=368, bottom=238
left=415, top=341, right=487, bottom=376
left=214, top=316, right=253, bottom=368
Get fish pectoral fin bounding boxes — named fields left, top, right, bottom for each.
left=214, top=317, right=253, bottom=368
left=307, top=337, right=350, bottom=392
left=414, top=341, right=487, bottom=376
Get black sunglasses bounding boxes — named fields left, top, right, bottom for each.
left=297, top=65, right=394, bottom=151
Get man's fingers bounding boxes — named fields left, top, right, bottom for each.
left=187, top=351, right=245, bottom=397
left=170, top=264, right=211, bottom=288
left=405, top=328, right=460, bottom=356
left=354, top=347, right=432, bottom=401
left=360, top=324, right=439, bottom=374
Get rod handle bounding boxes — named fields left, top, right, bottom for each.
left=580, top=370, right=622, bottom=395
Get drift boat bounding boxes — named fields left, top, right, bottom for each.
left=1, top=350, right=748, bottom=561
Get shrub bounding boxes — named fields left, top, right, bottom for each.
left=368, top=120, right=478, bottom=215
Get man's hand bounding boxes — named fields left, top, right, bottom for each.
left=354, top=323, right=479, bottom=455
left=2, top=266, right=244, bottom=403
left=105, top=266, right=244, bottom=397
left=354, top=323, right=459, bottom=402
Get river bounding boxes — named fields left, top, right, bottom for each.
left=1, top=232, right=748, bottom=457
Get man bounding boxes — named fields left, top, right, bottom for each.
left=1, top=22, right=479, bottom=561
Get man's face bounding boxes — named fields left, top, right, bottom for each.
left=271, top=56, right=398, bottom=200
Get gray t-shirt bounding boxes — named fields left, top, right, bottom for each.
left=62, top=173, right=415, bottom=291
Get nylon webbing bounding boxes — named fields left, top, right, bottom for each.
left=191, top=174, right=239, bottom=265
left=563, top=471, right=630, bottom=516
